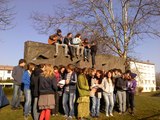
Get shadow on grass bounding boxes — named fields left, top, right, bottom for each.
left=138, top=113, right=160, bottom=120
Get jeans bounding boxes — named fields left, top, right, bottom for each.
left=91, top=96, right=101, bottom=117
left=24, top=89, right=31, bottom=116
left=84, top=48, right=90, bottom=59
left=72, top=45, right=84, bottom=56
left=68, top=45, right=74, bottom=57
left=126, top=92, right=135, bottom=111
left=51, top=92, right=59, bottom=114
left=103, top=92, right=114, bottom=115
left=55, top=43, right=68, bottom=56
left=33, top=97, right=39, bottom=120
left=11, top=84, right=22, bottom=108
left=91, top=52, right=96, bottom=68
left=117, top=91, right=126, bottom=112
left=62, top=91, right=76, bottom=117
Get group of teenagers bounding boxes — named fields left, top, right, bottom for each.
left=48, top=29, right=97, bottom=68
left=10, top=58, right=137, bottom=120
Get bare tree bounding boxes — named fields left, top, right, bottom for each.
left=0, top=0, right=15, bottom=30
left=156, top=72, right=160, bottom=87
left=31, top=0, right=160, bottom=59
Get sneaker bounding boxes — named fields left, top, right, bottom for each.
left=65, top=54, right=69, bottom=57
left=131, top=111, right=134, bottom=116
left=68, top=116, right=72, bottom=120
left=24, top=115, right=28, bottom=120
left=63, top=115, right=68, bottom=118
left=76, top=55, right=79, bottom=59
left=54, top=54, right=58, bottom=57
left=95, top=116, right=99, bottom=118
left=11, top=107, right=17, bottom=110
left=71, top=57, right=73, bottom=61
left=110, top=113, right=113, bottom=116
left=122, top=112, right=126, bottom=115
left=119, top=112, right=122, bottom=115
left=17, top=106, right=22, bottom=109
left=106, top=114, right=109, bottom=117
left=52, top=114, right=55, bottom=116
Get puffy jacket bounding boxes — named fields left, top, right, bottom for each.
left=39, top=75, right=57, bottom=95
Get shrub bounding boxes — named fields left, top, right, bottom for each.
left=137, top=87, right=143, bottom=93
left=3, top=87, right=13, bottom=95
left=0, top=80, right=13, bottom=83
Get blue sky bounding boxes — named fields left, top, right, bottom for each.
left=0, top=0, right=160, bottom=72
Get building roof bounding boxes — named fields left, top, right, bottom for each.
left=0, top=65, right=13, bottom=70
left=130, top=60, right=155, bottom=65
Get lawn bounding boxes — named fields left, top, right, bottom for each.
left=0, top=91, right=160, bottom=120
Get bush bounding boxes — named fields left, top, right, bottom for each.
left=3, top=87, right=13, bottom=95
left=0, top=80, right=13, bottom=83
left=137, top=87, right=143, bottom=93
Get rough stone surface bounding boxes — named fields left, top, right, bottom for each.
left=24, top=41, right=125, bottom=71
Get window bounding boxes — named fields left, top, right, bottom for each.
left=153, top=81, right=155, bottom=84
left=145, top=80, right=147, bottom=84
left=0, top=77, right=2, bottom=80
left=7, top=70, right=11, bottom=74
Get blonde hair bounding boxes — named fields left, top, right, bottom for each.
left=42, top=64, right=54, bottom=78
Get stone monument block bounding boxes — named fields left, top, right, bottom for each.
left=24, top=41, right=125, bottom=71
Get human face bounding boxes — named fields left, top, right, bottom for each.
left=96, top=72, right=101, bottom=78
left=32, top=67, right=35, bottom=71
left=58, top=32, right=62, bottom=36
left=20, top=62, right=26, bottom=67
left=124, top=73, right=130, bottom=80
left=54, top=69, right=58, bottom=73
left=92, top=70, right=96, bottom=76
left=61, top=68, right=65, bottom=73
left=67, top=68, right=72, bottom=73
left=69, top=34, right=72, bottom=38
left=53, top=36, right=58, bottom=41
left=107, top=72, right=112, bottom=78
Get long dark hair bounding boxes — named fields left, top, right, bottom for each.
left=106, top=70, right=113, bottom=83
left=27, top=63, right=35, bottom=73
left=96, top=70, right=104, bottom=84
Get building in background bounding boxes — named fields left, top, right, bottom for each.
left=130, top=61, right=156, bottom=92
left=0, top=65, right=13, bottom=81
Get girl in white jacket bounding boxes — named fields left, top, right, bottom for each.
left=101, top=70, right=114, bottom=117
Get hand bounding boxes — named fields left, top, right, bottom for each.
left=59, top=85, right=64, bottom=88
left=65, top=79, right=70, bottom=84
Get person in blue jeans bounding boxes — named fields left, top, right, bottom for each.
left=11, top=59, right=26, bottom=110
left=90, top=70, right=103, bottom=118
left=30, top=64, right=45, bottom=120
left=62, top=64, right=77, bottom=120
left=22, top=63, right=35, bottom=120
left=82, top=38, right=90, bottom=62
left=101, top=70, right=114, bottom=117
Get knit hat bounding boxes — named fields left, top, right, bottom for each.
left=130, top=72, right=137, bottom=79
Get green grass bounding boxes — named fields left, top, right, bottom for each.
left=0, top=91, right=160, bottom=120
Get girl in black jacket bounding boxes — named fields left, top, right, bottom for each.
left=38, top=64, right=57, bottom=120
